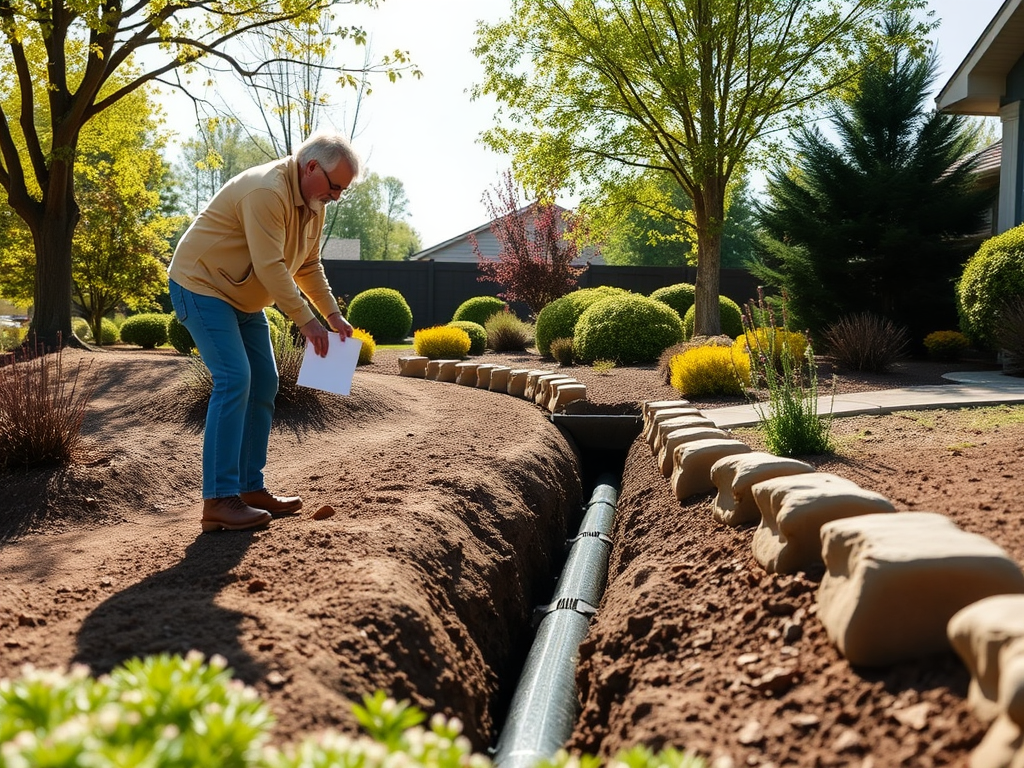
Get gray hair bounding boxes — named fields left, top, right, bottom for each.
left=296, top=131, right=362, bottom=182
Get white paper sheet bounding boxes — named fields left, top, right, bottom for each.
left=296, top=332, right=362, bottom=396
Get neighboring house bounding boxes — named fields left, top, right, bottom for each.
left=410, top=203, right=603, bottom=265
left=321, top=238, right=361, bottom=261
left=937, top=0, right=1024, bottom=233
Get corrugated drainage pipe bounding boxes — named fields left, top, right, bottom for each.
left=493, top=472, right=620, bottom=768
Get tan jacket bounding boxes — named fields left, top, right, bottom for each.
left=168, top=156, right=340, bottom=328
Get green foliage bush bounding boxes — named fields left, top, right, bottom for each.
left=98, top=317, right=120, bottom=345
left=484, top=310, right=533, bottom=352
left=922, top=330, right=970, bottom=361
left=549, top=336, right=575, bottom=365
left=681, top=296, right=744, bottom=339
left=264, top=306, right=290, bottom=336
left=413, top=326, right=471, bottom=359
left=353, top=328, right=376, bottom=365
left=0, top=653, right=708, bottom=768
left=957, top=225, right=1024, bottom=348
left=669, top=345, right=749, bottom=397
left=448, top=320, right=487, bottom=355
left=534, top=286, right=628, bottom=356
left=72, top=317, right=92, bottom=342
left=347, top=288, right=413, bottom=343
left=119, top=312, right=170, bottom=349
left=452, top=295, right=506, bottom=327
left=167, top=314, right=196, bottom=355
left=650, top=282, right=696, bottom=320
left=573, top=293, right=685, bottom=365
left=821, top=312, right=909, bottom=372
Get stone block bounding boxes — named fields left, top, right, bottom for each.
left=455, top=362, right=480, bottom=386
left=548, top=383, right=587, bottom=412
left=523, top=370, right=553, bottom=400
left=643, top=406, right=703, bottom=446
left=817, top=512, right=1024, bottom=667
left=711, top=452, right=816, bottom=527
left=434, top=360, right=460, bottom=383
left=657, top=427, right=730, bottom=477
left=651, top=414, right=717, bottom=454
left=948, top=595, right=1024, bottom=724
left=670, top=438, right=752, bottom=500
left=398, top=355, right=429, bottom=377
left=751, top=473, right=894, bottom=574
left=537, top=376, right=577, bottom=405
left=642, top=399, right=692, bottom=421
left=475, top=364, right=497, bottom=389
left=506, top=369, right=531, bottom=397
left=488, top=366, right=511, bottom=393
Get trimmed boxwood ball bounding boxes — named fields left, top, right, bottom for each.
left=119, top=313, right=170, bottom=349
left=167, top=315, right=196, bottom=355
left=535, top=286, right=629, bottom=356
left=448, top=320, right=487, bottom=355
left=650, top=282, right=696, bottom=320
left=72, top=317, right=92, bottom=342
left=957, top=224, right=1024, bottom=348
left=452, top=296, right=506, bottom=327
left=682, top=296, right=744, bottom=340
left=346, top=288, right=413, bottom=343
left=98, top=317, right=120, bottom=346
left=573, top=293, right=685, bottom=365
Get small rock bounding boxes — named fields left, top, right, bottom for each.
left=782, top=619, right=803, bottom=643
left=737, top=720, right=763, bottom=745
left=691, top=629, right=714, bottom=649
left=310, top=505, right=335, bottom=520
left=750, top=666, right=800, bottom=695
left=266, top=671, right=288, bottom=688
left=99, top=577, right=113, bottom=588
left=891, top=702, right=931, bottom=731
left=789, top=713, right=820, bottom=730
left=832, top=728, right=864, bottom=753
left=736, top=653, right=760, bottom=667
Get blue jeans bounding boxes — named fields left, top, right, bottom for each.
left=168, top=279, right=279, bottom=499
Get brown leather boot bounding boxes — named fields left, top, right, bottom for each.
left=239, top=488, right=303, bottom=516
left=201, top=496, right=272, bottom=532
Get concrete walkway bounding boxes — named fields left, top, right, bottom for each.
left=707, top=370, right=1024, bottom=429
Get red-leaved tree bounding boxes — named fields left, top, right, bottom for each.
left=471, top=171, right=588, bottom=316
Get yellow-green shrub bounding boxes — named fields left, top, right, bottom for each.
left=733, top=328, right=807, bottom=369
left=353, top=328, right=376, bottom=365
left=923, top=330, right=970, bottom=361
left=413, top=326, right=471, bottom=359
left=670, top=345, right=750, bottom=397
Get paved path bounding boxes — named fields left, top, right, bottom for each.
left=707, top=370, right=1024, bottom=429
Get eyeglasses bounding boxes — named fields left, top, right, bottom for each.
left=317, top=164, right=346, bottom=196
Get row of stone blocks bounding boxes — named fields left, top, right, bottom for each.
left=644, top=398, right=1024, bottom=768
left=397, top=356, right=587, bottom=413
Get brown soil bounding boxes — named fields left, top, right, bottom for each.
left=1, top=346, right=1020, bottom=767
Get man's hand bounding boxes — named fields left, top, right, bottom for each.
left=299, top=317, right=332, bottom=358
left=327, top=312, right=354, bottom=339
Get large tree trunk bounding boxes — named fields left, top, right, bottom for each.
left=28, top=150, right=81, bottom=350
left=692, top=184, right=724, bottom=337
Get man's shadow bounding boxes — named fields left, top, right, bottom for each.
left=74, top=531, right=268, bottom=685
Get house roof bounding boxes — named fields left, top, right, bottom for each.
left=936, top=0, right=1024, bottom=115
left=409, top=202, right=570, bottom=261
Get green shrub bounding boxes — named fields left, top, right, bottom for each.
left=347, top=288, right=413, bottom=343
left=957, top=225, right=1024, bottom=348
left=72, top=317, right=92, bottom=342
left=413, top=326, right=471, bottom=359
left=681, top=296, right=744, bottom=340
left=650, top=282, right=696, bottom=320
left=0, top=325, right=27, bottom=352
left=167, top=314, right=196, bottom=355
left=821, top=312, right=909, bottom=372
left=550, top=336, right=575, bottom=365
left=573, top=293, right=685, bottom=365
left=923, top=330, right=970, bottom=361
left=119, top=313, right=170, bottom=349
left=669, top=345, right=750, bottom=397
left=98, top=317, right=119, bottom=346
left=452, top=295, right=506, bottom=327
left=448, top=320, right=487, bottom=355
left=484, top=310, right=533, bottom=352
left=534, top=286, right=629, bottom=356
left=353, top=328, right=376, bottom=365
left=264, top=306, right=290, bottom=335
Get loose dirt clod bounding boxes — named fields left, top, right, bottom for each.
left=310, top=504, right=335, bottom=520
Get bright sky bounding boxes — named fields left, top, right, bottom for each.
left=164, top=0, right=1007, bottom=249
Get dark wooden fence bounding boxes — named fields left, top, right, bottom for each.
left=322, top=260, right=762, bottom=330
